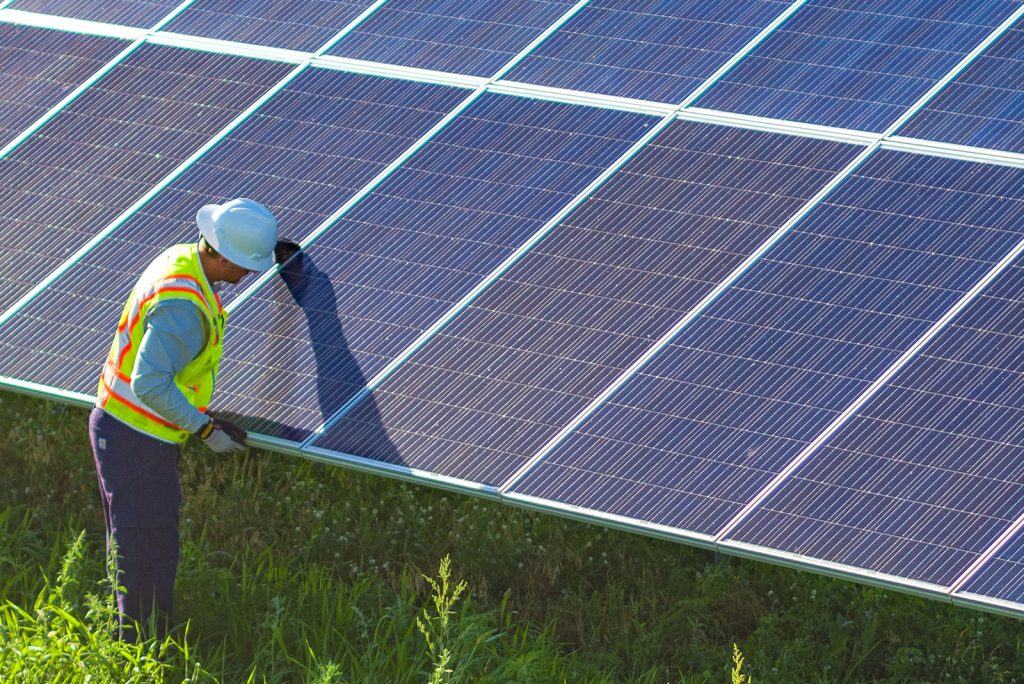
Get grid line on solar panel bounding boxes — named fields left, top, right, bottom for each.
left=505, top=0, right=795, bottom=104
left=285, top=119, right=691, bottom=451
left=0, top=26, right=143, bottom=161
left=8, top=0, right=185, bottom=28
left=498, top=149, right=886, bottom=494
left=294, top=46, right=937, bottom=464
left=2, top=3, right=1024, bottom=614
left=160, top=0, right=379, bottom=53
left=309, top=121, right=862, bottom=486
left=694, top=1, right=1024, bottom=133
left=203, top=94, right=655, bottom=445
left=6, top=1, right=1024, bottom=169
left=0, top=45, right=293, bottom=317
left=506, top=151, right=1024, bottom=543
left=326, top=0, right=577, bottom=77
left=898, top=27, right=1024, bottom=153
left=0, top=69, right=469, bottom=397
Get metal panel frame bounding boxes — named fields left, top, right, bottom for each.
left=954, top=592, right=1024, bottom=620
left=6, top=369, right=1022, bottom=618
left=0, top=8, right=146, bottom=38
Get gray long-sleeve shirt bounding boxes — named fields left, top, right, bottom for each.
left=129, top=298, right=211, bottom=434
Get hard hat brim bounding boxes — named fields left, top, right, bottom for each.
left=196, top=204, right=219, bottom=247
left=196, top=203, right=276, bottom=272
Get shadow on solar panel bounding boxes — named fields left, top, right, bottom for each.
left=219, top=252, right=399, bottom=463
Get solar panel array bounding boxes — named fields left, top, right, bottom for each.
left=2, top=0, right=1024, bottom=617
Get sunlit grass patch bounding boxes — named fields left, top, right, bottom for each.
left=4, top=394, right=1024, bottom=682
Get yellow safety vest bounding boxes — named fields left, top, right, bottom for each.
left=97, top=243, right=226, bottom=443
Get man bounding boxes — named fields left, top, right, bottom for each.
left=88, top=197, right=298, bottom=641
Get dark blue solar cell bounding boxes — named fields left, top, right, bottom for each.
left=899, top=28, right=1024, bottom=153
left=0, top=70, right=466, bottom=403
left=327, top=0, right=574, bottom=77
left=696, top=0, right=1021, bottom=132
left=505, top=0, right=790, bottom=103
left=9, top=0, right=179, bottom=27
left=0, top=24, right=126, bottom=149
left=726, top=204, right=1024, bottom=587
left=512, top=152, right=1024, bottom=539
left=960, top=514, right=1024, bottom=606
left=163, top=0, right=374, bottom=52
left=314, top=122, right=860, bottom=485
left=214, top=95, right=653, bottom=444
left=0, top=45, right=291, bottom=314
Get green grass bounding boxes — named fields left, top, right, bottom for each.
left=2, top=392, right=1023, bottom=682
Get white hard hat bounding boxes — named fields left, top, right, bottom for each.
left=196, top=198, right=278, bottom=271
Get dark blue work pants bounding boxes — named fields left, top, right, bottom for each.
left=89, top=407, right=181, bottom=642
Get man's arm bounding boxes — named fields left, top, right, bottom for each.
left=130, top=299, right=209, bottom=434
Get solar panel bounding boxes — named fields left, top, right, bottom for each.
left=510, top=150, right=1024, bottom=544
left=898, top=27, right=1024, bottom=153
left=327, top=0, right=575, bottom=77
left=0, top=69, right=466, bottom=396
left=0, top=24, right=126, bottom=148
left=8, top=0, right=181, bottom=27
left=0, top=45, right=291, bottom=313
left=312, top=122, right=861, bottom=485
left=695, top=1, right=1022, bottom=132
left=505, top=0, right=791, bottom=103
left=721, top=162, right=1024, bottom=587
left=3, top=0, right=1024, bottom=616
left=214, top=94, right=654, bottom=443
left=162, top=0, right=374, bottom=52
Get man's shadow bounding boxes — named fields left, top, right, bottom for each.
left=217, top=252, right=401, bottom=465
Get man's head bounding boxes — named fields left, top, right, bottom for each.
left=196, top=198, right=277, bottom=283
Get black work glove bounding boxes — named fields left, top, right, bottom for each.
left=195, top=417, right=248, bottom=453
left=274, top=238, right=301, bottom=265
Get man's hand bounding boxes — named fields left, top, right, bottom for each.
left=195, top=417, right=248, bottom=453
left=274, top=239, right=301, bottom=265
